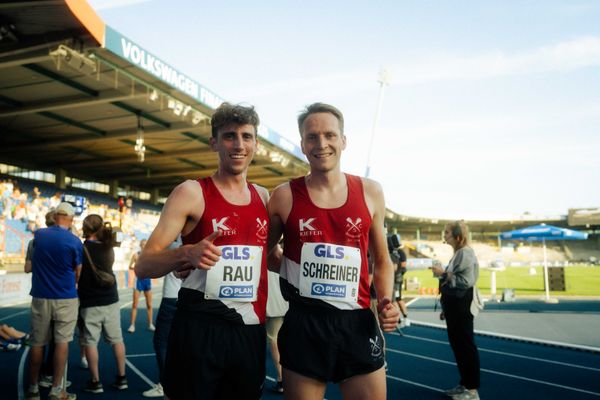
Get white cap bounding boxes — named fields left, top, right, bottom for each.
left=55, top=202, right=75, bottom=217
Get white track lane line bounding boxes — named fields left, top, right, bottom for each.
left=125, top=358, right=155, bottom=387
left=389, top=330, right=600, bottom=372
left=119, top=292, right=162, bottom=389
left=386, top=348, right=600, bottom=397
left=0, top=310, right=29, bottom=322
left=405, top=298, right=421, bottom=307
left=126, top=353, right=155, bottom=358
left=405, top=319, right=600, bottom=353
left=17, top=346, right=29, bottom=400
left=15, top=287, right=163, bottom=397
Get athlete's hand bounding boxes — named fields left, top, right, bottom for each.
left=184, top=230, right=222, bottom=270
left=377, top=297, right=401, bottom=332
left=267, top=244, right=283, bottom=273
left=174, top=261, right=194, bottom=278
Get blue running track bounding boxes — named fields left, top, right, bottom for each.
left=2, top=291, right=599, bottom=399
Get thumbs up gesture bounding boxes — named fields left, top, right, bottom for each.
left=184, top=230, right=223, bottom=270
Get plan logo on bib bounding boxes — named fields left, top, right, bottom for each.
left=219, top=285, right=254, bottom=299
left=311, top=282, right=346, bottom=298
left=299, top=217, right=322, bottom=237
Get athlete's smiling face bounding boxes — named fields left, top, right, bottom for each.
left=211, top=123, right=258, bottom=175
left=300, top=112, right=346, bottom=173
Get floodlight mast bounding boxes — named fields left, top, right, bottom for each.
left=365, top=67, right=391, bottom=178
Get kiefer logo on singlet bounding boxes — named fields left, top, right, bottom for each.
left=299, top=217, right=322, bottom=237
left=212, top=217, right=237, bottom=236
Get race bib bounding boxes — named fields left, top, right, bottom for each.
left=299, top=242, right=361, bottom=304
left=204, top=245, right=262, bottom=302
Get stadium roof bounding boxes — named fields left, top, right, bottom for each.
left=0, top=1, right=587, bottom=235
left=0, top=0, right=309, bottom=201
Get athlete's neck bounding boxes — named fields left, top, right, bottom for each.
left=304, top=171, right=348, bottom=209
left=211, top=169, right=248, bottom=190
left=305, top=170, right=345, bottom=190
left=211, top=170, right=251, bottom=205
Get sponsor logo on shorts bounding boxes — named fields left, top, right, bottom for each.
left=370, top=336, right=383, bottom=359
left=219, top=285, right=254, bottom=298
left=311, top=282, right=346, bottom=297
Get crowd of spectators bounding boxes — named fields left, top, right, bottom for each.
left=0, top=178, right=159, bottom=265
left=1, top=180, right=61, bottom=233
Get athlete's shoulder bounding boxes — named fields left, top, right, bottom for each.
left=165, top=179, right=204, bottom=210
left=251, top=183, right=269, bottom=206
left=357, top=176, right=385, bottom=217
left=358, top=176, right=384, bottom=196
left=268, top=182, right=293, bottom=215
left=174, top=179, right=203, bottom=196
left=270, top=181, right=292, bottom=201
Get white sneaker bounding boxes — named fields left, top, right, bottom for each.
left=452, top=390, right=479, bottom=400
left=80, top=356, right=88, bottom=369
left=127, top=325, right=135, bottom=333
left=148, top=324, right=156, bottom=332
left=39, top=376, right=71, bottom=388
left=143, top=383, right=164, bottom=398
left=444, top=385, right=467, bottom=396
left=38, top=375, right=53, bottom=388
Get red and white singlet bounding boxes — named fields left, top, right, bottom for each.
left=280, top=174, right=372, bottom=310
left=179, top=177, right=268, bottom=324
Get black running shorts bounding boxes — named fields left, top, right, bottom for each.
left=163, top=308, right=266, bottom=400
left=278, top=303, right=385, bottom=383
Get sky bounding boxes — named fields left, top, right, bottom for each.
left=88, top=0, right=600, bottom=220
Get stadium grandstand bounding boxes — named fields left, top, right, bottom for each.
left=1, top=3, right=599, bottom=400
left=1, top=0, right=599, bottom=280
left=385, top=210, right=600, bottom=267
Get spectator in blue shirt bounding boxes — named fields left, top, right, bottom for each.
left=26, top=202, right=82, bottom=400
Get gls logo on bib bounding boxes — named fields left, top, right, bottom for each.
left=221, top=246, right=250, bottom=260
left=313, top=244, right=345, bottom=259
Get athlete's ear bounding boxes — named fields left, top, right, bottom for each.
left=341, top=133, right=347, bottom=150
left=209, top=136, right=217, bottom=151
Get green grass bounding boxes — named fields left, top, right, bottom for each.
left=403, top=265, right=600, bottom=296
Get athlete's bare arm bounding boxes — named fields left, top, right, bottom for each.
left=266, top=183, right=292, bottom=272
left=135, top=180, right=221, bottom=279
left=363, top=178, right=400, bottom=332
